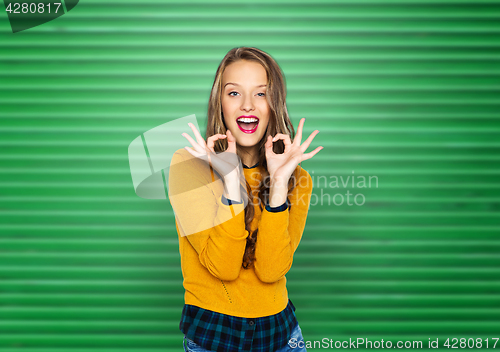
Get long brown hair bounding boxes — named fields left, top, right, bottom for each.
left=205, top=47, right=298, bottom=269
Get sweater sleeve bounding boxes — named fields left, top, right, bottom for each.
left=168, top=149, right=248, bottom=281
left=254, top=166, right=313, bottom=283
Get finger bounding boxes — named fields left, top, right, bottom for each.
left=299, top=130, right=320, bottom=153
left=226, top=129, right=235, bottom=142
left=265, top=135, right=275, bottom=156
left=301, top=146, right=323, bottom=162
left=207, top=134, right=226, bottom=153
left=181, top=132, right=205, bottom=154
left=187, top=122, right=206, bottom=146
left=225, top=129, right=237, bottom=153
left=184, top=146, right=201, bottom=158
left=293, top=118, right=306, bottom=146
left=184, top=142, right=212, bottom=167
left=272, top=133, right=292, bottom=152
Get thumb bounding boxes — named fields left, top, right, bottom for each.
left=265, top=135, right=274, bottom=155
left=226, top=129, right=237, bottom=152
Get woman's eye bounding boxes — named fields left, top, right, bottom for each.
left=228, top=91, right=265, bottom=97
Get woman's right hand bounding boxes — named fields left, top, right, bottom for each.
left=181, top=123, right=241, bottom=180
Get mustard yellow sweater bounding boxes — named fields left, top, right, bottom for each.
left=168, top=148, right=313, bottom=318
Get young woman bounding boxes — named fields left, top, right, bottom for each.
left=168, top=47, right=322, bottom=352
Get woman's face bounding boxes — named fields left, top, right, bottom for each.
left=221, top=60, right=270, bottom=148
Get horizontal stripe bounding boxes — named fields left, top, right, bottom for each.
left=0, top=0, right=499, bottom=347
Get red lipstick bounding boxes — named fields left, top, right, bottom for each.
left=236, top=115, right=259, bottom=134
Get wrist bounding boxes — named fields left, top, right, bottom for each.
left=269, top=174, right=288, bottom=188
left=223, top=174, right=242, bottom=202
left=269, top=182, right=288, bottom=208
left=223, top=168, right=241, bottom=184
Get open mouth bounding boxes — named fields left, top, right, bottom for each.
left=236, top=116, right=259, bottom=134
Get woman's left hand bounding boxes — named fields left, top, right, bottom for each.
left=265, top=118, right=323, bottom=185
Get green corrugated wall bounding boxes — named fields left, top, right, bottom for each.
left=1, top=0, right=500, bottom=351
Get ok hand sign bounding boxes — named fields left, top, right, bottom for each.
left=182, top=123, right=240, bottom=181
left=265, top=118, right=322, bottom=183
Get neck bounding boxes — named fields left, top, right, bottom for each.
left=237, top=144, right=259, bottom=168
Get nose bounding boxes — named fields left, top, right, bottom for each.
left=240, top=94, right=255, bottom=112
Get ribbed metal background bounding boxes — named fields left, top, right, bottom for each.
left=1, top=1, right=500, bottom=351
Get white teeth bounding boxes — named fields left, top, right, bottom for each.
left=237, top=117, right=258, bottom=123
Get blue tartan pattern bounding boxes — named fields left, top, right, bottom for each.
left=180, top=299, right=299, bottom=352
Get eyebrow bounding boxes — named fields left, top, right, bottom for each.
left=224, top=83, right=267, bottom=88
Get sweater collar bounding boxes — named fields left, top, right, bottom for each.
left=243, top=161, right=259, bottom=169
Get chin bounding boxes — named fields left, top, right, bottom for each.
left=231, top=126, right=265, bottom=147
left=236, top=140, right=257, bottom=147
